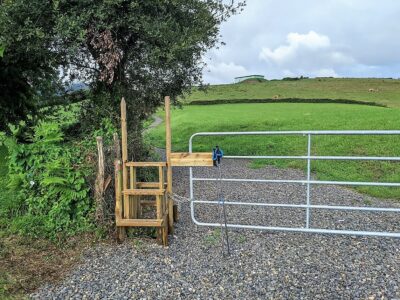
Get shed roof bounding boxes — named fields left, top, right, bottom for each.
left=234, top=75, right=265, bottom=79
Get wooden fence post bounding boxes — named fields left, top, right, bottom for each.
left=95, top=136, right=105, bottom=224
left=165, top=96, right=174, bottom=234
left=113, top=133, right=126, bottom=241
left=114, top=160, right=126, bottom=241
left=121, top=97, right=130, bottom=220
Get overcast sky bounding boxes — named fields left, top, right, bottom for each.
left=202, top=0, right=400, bottom=84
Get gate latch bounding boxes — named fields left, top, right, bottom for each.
left=212, top=145, right=224, bottom=167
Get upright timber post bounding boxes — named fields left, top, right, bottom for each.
left=121, top=98, right=130, bottom=220
left=114, top=160, right=126, bottom=241
left=165, top=96, right=174, bottom=234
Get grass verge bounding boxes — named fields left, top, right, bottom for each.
left=0, top=145, right=102, bottom=299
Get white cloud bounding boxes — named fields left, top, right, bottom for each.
left=258, top=31, right=354, bottom=78
left=259, top=31, right=331, bottom=64
left=283, top=69, right=295, bottom=77
left=287, top=31, right=330, bottom=49
left=203, top=62, right=248, bottom=84
left=201, top=0, right=400, bottom=83
left=313, top=68, right=338, bottom=77
left=330, top=52, right=355, bottom=65
left=259, top=45, right=294, bottom=65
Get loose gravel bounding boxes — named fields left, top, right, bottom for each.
left=31, top=160, right=400, bottom=299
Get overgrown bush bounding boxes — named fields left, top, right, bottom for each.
left=1, top=121, right=93, bottom=239
left=282, top=76, right=309, bottom=81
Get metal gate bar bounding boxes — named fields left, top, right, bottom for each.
left=188, top=130, right=400, bottom=238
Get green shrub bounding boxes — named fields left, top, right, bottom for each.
left=1, top=121, right=93, bottom=239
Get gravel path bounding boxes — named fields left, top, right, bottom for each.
left=31, top=160, right=400, bottom=299
left=144, top=115, right=163, bottom=132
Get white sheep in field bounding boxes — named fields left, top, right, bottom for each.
left=368, top=88, right=379, bottom=92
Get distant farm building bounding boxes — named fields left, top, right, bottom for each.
left=234, top=75, right=265, bottom=83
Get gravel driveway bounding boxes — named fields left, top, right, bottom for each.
left=31, top=160, right=400, bottom=299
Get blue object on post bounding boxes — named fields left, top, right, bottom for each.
left=212, top=145, right=224, bottom=167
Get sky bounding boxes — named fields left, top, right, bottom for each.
left=202, top=0, right=400, bottom=84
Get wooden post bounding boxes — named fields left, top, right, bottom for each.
left=95, top=136, right=105, bottom=224
left=158, top=166, right=164, bottom=190
left=156, top=165, right=164, bottom=244
left=121, top=97, right=130, bottom=219
left=113, top=134, right=125, bottom=241
left=129, top=166, right=138, bottom=218
left=114, top=160, right=126, bottom=241
left=162, top=198, right=168, bottom=247
left=165, top=96, right=174, bottom=233
left=156, top=195, right=162, bottom=244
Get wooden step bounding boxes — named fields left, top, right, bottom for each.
left=125, top=162, right=166, bottom=167
left=140, top=200, right=157, bottom=207
left=116, top=218, right=164, bottom=227
left=136, top=182, right=167, bottom=188
left=123, top=189, right=165, bottom=196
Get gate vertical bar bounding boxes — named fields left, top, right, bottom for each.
left=189, top=136, right=195, bottom=222
left=306, top=134, right=312, bottom=228
left=189, top=136, right=194, bottom=199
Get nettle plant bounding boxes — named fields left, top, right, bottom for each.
left=3, top=121, right=92, bottom=238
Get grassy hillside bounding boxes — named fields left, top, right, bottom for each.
left=184, top=78, right=400, bottom=108
left=147, top=103, right=400, bottom=199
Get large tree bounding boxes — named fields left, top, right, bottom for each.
left=1, top=0, right=244, bottom=151
left=0, top=0, right=63, bottom=131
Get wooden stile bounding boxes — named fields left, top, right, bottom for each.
left=115, top=95, right=216, bottom=246
left=116, top=97, right=170, bottom=246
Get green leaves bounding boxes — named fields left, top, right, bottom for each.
left=4, top=120, right=92, bottom=239
left=0, top=45, right=4, bottom=57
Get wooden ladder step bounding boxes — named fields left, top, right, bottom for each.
left=123, top=189, right=165, bottom=196
left=140, top=200, right=157, bottom=207
left=116, top=218, right=164, bottom=227
left=137, top=182, right=167, bottom=188
left=125, top=162, right=167, bottom=167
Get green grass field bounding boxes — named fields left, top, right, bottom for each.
left=147, top=103, right=400, bottom=199
left=184, top=78, right=400, bottom=108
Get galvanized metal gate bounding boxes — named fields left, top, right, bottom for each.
left=189, top=130, right=400, bottom=238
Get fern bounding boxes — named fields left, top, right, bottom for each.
left=3, top=120, right=93, bottom=239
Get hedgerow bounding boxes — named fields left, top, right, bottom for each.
left=1, top=121, right=93, bottom=239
